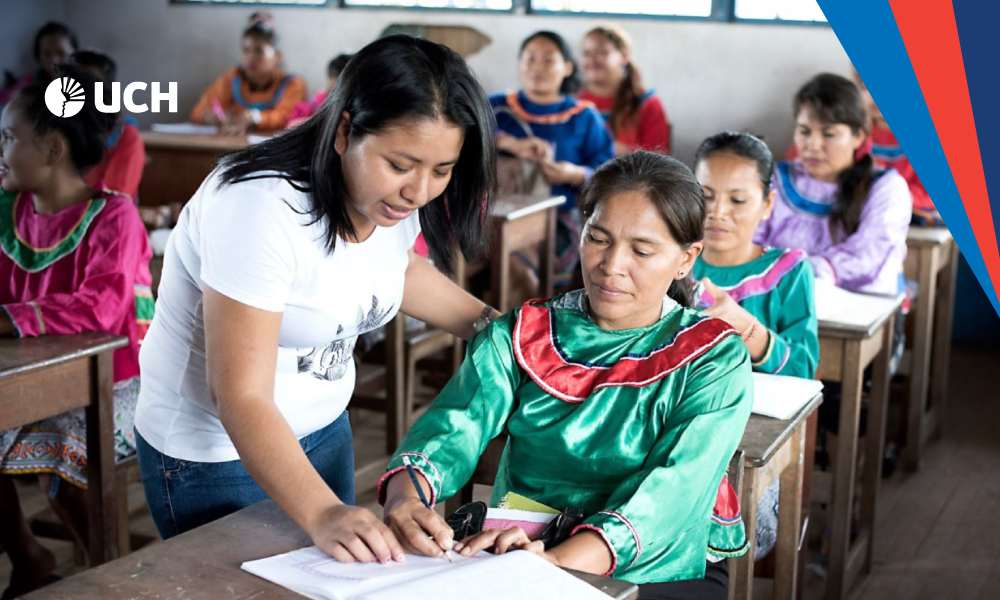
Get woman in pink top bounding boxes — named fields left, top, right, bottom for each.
left=0, top=69, right=152, bottom=598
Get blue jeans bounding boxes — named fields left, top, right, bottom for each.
left=136, top=411, right=355, bottom=539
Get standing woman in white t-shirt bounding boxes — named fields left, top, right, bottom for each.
left=135, top=35, right=500, bottom=563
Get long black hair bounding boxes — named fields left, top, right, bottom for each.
left=794, top=72, right=872, bottom=239
left=694, top=131, right=774, bottom=196
left=218, top=35, right=497, bottom=273
left=585, top=25, right=644, bottom=135
left=580, top=151, right=704, bottom=308
left=9, top=65, right=116, bottom=174
left=520, top=31, right=581, bottom=96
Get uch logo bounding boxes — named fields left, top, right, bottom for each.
left=44, top=78, right=178, bottom=117
left=44, top=77, right=86, bottom=118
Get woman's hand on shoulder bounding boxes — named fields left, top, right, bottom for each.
left=307, top=503, right=406, bottom=564
left=702, top=279, right=754, bottom=331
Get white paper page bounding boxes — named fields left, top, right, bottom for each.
left=752, top=372, right=823, bottom=420
left=242, top=546, right=481, bottom=600
left=357, top=551, right=614, bottom=600
left=814, top=279, right=899, bottom=328
left=150, top=122, right=219, bottom=135
left=485, top=508, right=558, bottom=524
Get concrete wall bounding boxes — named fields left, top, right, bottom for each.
left=13, top=1, right=851, bottom=162
left=1, top=0, right=67, bottom=82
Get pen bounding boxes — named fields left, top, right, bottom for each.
left=405, top=463, right=456, bottom=563
left=210, top=99, right=227, bottom=124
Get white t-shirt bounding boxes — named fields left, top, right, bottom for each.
left=135, top=171, right=420, bottom=462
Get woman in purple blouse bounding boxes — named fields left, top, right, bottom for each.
left=756, top=73, right=911, bottom=296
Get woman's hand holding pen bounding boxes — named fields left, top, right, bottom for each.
left=539, top=159, right=586, bottom=186
left=306, top=503, right=406, bottom=564
left=383, top=472, right=456, bottom=559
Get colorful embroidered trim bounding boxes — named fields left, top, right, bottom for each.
left=513, top=300, right=737, bottom=403
left=0, top=190, right=107, bottom=273
left=232, top=72, right=292, bottom=111
left=504, top=91, right=594, bottom=125
left=776, top=161, right=835, bottom=217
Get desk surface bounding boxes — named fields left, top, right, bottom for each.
left=25, top=500, right=638, bottom=600
left=492, top=194, right=566, bottom=221
left=0, top=333, right=127, bottom=379
left=906, top=225, right=952, bottom=246
left=818, top=294, right=903, bottom=339
left=739, top=394, right=822, bottom=468
left=141, top=130, right=250, bottom=152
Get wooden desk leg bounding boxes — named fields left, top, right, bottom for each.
left=385, top=316, right=406, bottom=455
left=929, top=241, right=958, bottom=440
left=826, top=339, right=864, bottom=600
left=904, top=248, right=938, bottom=471
left=84, top=350, right=118, bottom=565
left=540, top=207, right=557, bottom=299
left=731, top=466, right=759, bottom=600
left=861, top=317, right=894, bottom=574
left=797, top=412, right=818, bottom=600
left=493, top=224, right=512, bottom=313
left=774, top=424, right=805, bottom=600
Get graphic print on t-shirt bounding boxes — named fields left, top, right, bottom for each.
left=296, top=295, right=395, bottom=382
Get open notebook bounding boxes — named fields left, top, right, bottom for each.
left=814, top=279, right=901, bottom=328
left=751, top=372, right=823, bottom=420
left=241, top=546, right=613, bottom=600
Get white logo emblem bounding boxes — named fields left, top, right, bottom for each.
left=44, top=77, right=86, bottom=118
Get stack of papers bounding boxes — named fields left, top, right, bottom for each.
left=242, top=546, right=613, bottom=600
left=814, top=280, right=900, bottom=328
left=751, top=372, right=823, bottom=420
left=150, top=122, right=219, bottom=135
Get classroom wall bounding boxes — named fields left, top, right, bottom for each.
left=0, top=0, right=67, bottom=79
left=52, top=0, right=851, bottom=164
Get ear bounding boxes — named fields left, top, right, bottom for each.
left=678, top=241, right=703, bottom=277
left=39, top=131, right=67, bottom=167
left=850, top=128, right=866, bottom=152
left=563, top=58, right=575, bottom=80
left=761, top=188, right=776, bottom=220
left=333, top=111, right=351, bottom=156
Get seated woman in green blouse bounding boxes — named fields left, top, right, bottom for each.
left=691, top=131, right=818, bottom=380
left=691, top=131, right=819, bottom=561
left=378, top=152, right=753, bottom=600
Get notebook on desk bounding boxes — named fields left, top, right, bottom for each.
left=241, top=545, right=614, bottom=600
left=150, top=122, right=219, bottom=135
left=814, top=279, right=901, bottom=328
left=751, top=372, right=823, bottom=420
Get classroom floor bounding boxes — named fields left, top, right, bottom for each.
left=2, top=344, right=998, bottom=600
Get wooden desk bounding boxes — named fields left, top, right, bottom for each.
left=489, top=194, right=566, bottom=312
left=902, top=226, right=958, bottom=470
left=730, top=394, right=823, bottom=600
left=0, top=333, right=128, bottom=565
left=139, top=131, right=249, bottom=208
left=816, top=295, right=902, bottom=600
left=23, top=500, right=639, bottom=600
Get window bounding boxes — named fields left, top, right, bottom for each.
left=342, top=0, right=513, bottom=9
left=734, top=0, right=827, bottom=23
left=529, top=0, right=713, bottom=18
left=171, top=0, right=328, bottom=5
